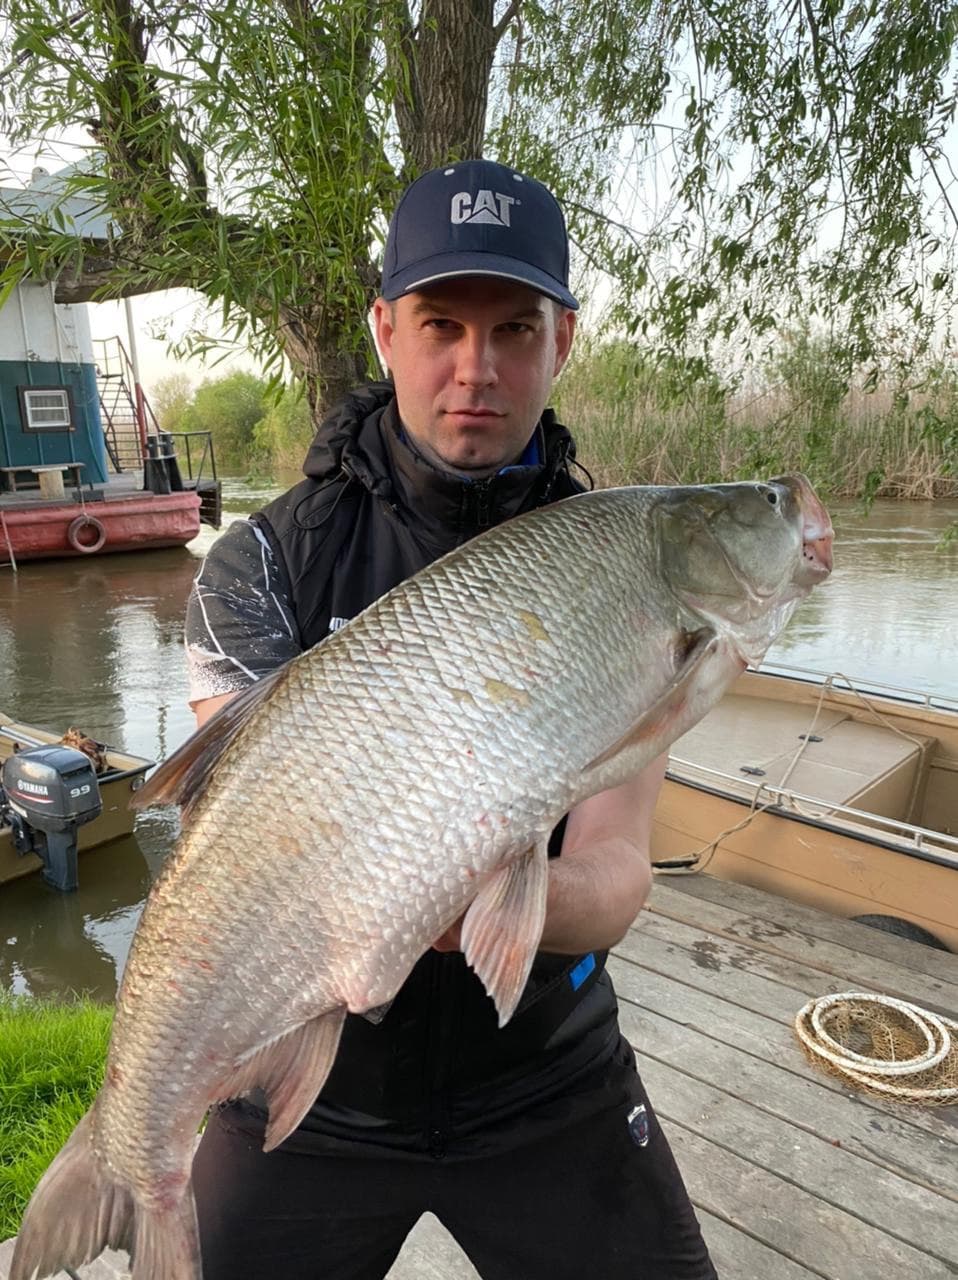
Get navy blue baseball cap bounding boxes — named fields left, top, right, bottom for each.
left=381, top=159, right=579, bottom=311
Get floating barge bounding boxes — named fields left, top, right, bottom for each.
left=0, top=270, right=220, bottom=564
left=0, top=479, right=203, bottom=561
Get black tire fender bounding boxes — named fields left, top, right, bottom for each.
left=851, top=913, right=950, bottom=952
left=67, top=514, right=106, bottom=554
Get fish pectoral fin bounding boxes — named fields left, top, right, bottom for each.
left=582, top=626, right=718, bottom=778
left=131, top=665, right=286, bottom=821
left=219, top=1006, right=347, bottom=1153
left=461, top=839, right=550, bottom=1029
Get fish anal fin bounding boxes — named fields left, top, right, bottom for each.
left=584, top=627, right=718, bottom=777
left=462, top=840, right=549, bottom=1028
left=131, top=666, right=286, bottom=819
left=218, top=1007, right=347, bottom=1153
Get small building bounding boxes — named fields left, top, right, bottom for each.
left=0, top=166, right=219, bottom=562
left=0, top=168, right=113, bottom=490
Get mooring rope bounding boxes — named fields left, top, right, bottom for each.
left=655, top=676, right=833, bottom=875
left=794, top=991, right=958, bottom=1104
left=0, top=509, right=17, bottom=572
left=654, top=670, right=933, bottom=877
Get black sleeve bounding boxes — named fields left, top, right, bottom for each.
left=185, top=518, right=302, bottom=707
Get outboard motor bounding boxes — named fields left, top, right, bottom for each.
left=0, top=746, right=102, bottom=891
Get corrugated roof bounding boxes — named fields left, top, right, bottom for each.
left=0, top=161, right=115, bottom=241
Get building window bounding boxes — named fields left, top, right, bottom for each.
left=17, top=386, right=75, bottom=432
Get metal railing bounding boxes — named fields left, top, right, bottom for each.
left=169, top=430, right=218, bottom=484
left=665, top=757, right=958, bottom=861
left=92, top=336, right=161, bottom=472
left=754, top=660, right=958, bottom=715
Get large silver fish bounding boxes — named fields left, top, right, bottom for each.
left=12, top=475, right=832, bottom=1280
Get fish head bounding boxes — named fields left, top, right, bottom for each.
left=655, top=473, right=833, bottom=663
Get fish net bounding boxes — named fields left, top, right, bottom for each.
left=794, top=992, right=958, bottom=1105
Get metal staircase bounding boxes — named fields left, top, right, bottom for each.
left=92, top=336, right=159, bottom=473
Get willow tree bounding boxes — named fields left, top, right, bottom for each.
left=1, top=0, right=956, bottom=417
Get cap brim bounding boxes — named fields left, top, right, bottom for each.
left=382, top=252, right=579, bottom=310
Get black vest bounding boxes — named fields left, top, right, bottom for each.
left=247, top=385, right=620, bottom=1153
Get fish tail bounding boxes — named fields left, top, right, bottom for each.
left=131, top=1193, right=203, bottom=1280
left=10, top=1099, right=202, bottom=1280
left=10, top=1101, right=134, bottom=1280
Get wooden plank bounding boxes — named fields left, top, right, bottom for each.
left=627, top=912, right=862, bottom=1004
left=0, top=1221, right=484, bottom=1280
left=661, top=873, right=958, bottom=985
left=694, top=1209, right=822, bottom=1280
left=616, top=994, right=958, bottom=1200
left=627, top=910, right=958, bottom=1024
left=608, top=947, right=958, bottom=1145
left=0, top=1240, right=129, bottom=1279
left=662, top=1122, right=957, bottom=1279
left=634, top=1052, right=958, bottom=1260
left=647, top=880, right=958, bottom=1013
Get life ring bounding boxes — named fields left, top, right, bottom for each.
left=67, top=514, right=106, bottom=554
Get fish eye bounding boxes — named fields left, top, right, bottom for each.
left=764, top=489, right=779, bottom=507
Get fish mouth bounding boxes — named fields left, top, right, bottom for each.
left=772, top=474, right=834, bottom=584
left=800, top=534, right=833, bottom=582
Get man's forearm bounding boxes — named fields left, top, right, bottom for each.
left=538, top=835, right=653, bottom=954
left=536, top=753, right=666, bottom=954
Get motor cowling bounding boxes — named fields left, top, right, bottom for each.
left=1, top=746, right=102, bottom=891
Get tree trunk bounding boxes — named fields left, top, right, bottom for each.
left=278, top=297, right=381, bottom=422
left=393, top=0, right=500, bottom=172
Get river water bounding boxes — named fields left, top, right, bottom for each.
left=1, top=487, right=956, bottom=1000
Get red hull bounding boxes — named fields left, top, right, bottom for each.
left=0, top=492, right=201, bottom=561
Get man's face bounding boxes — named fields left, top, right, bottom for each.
left=373, top=277, right=576, bottom=477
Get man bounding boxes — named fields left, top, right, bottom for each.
left=186, top=159, right=717, bottom=1280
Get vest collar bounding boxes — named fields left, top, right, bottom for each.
left=379, top=400, right=558, bottom=547
left=304, top=383, right=576, bottom=551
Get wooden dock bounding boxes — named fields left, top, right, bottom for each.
left=1, top=873, right=955, bottom=1279
left=613, top=874, right=958, bottom=1279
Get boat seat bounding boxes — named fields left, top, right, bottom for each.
left=670, top=693, right=936, bottom=821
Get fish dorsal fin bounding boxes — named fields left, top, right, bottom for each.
left=461, top=839, right=550, bottom=1028
left=131, top=667, right=285, bottom=820
left=583, top=627, right=718, bottom=778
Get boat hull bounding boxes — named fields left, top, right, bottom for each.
left=0, top=712, right=152, bottom=885
left=651, top=668, right=958, bottom=952
left=653, top=784, right=958, bottom=951
left=0, top=491, right=201, bottom=561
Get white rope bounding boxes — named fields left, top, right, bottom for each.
left=794, top=992, right=958, bottom=1103
left=655, top=669, right=930, bottom=877
left=656, top=676, right=833, bottom=875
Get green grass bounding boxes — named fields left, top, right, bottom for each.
left=0, top=995, right=112, bottom=1240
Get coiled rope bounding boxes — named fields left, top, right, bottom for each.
left=794, top=992, right=958, bottom=1104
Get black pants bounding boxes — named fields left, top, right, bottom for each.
left=193, top=1052, right=717, bottom=1280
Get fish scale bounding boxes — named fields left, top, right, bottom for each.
left=11, top=477, right=833, bottom=1280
